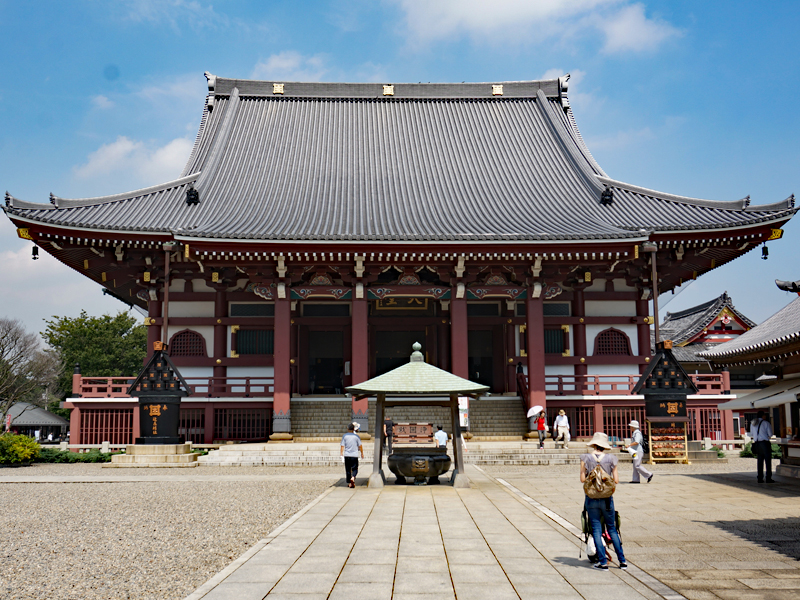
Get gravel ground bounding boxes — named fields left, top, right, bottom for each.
left=9, top=463, right=342, bottom=477
left=0, top=466, right=336, bottom=600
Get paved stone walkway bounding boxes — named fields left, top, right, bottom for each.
left=185, top=466, right=689, bottom=600
left=495, top=468, right=800, bottom=600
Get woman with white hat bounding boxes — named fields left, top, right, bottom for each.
left=626, top=420, right=653, bottom=484
left=580, top=432, right=627, bottom=570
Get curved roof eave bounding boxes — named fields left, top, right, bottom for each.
left=597, top=176, right=795, bottom=212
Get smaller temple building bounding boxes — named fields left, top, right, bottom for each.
left=705, top=287, right=800, bottom=477
left=659, top=292, right=765, bottom=390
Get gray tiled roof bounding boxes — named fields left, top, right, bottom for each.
left=700, top=296, right=800, bottom=361
left=4, top=402, right=69, bottom=427
left=4, top=76, right=795, bottom=242
left=659, top=293, right=756, bottom=345
left=347, top=346, right=488, bottom=395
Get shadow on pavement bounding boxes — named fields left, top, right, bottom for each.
left=704, top=516, right=800, bottom=561
left=683, top=471, right=800, bottom=498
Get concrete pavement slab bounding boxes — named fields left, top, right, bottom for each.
left=190, top=463, right=800, bottom=600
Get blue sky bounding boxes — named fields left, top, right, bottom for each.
left=1, top=0, right=799, bottom=339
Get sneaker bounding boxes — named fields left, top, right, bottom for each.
left=629, top=481, right=640, bottom=484
left=593, top=563, right=609, bottom=571
left=619, top=562, right=628, bottom=570
left=647, top=474, right=653, bottom=483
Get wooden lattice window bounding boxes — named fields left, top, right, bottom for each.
left=169, top=329, right=208, bottom=357
left=593, top=328, right=632, bottom=356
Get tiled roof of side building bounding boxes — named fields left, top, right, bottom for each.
left=659, top=292, right=756, bottom=346
left=4, top=75, right=796, bottom=242
left=700, top=296, right=800, bottom=360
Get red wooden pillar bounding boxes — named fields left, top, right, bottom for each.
left=204, top=405, right=215, bottom=444
left=593, top=401, right=604, bottom=436
left=636, top=298, right=651, bottom=374
left=351, top=296, right=369, bottom=432
left=450, top=296, right=469, bottom=379
left=132, top=403, right=140, bottom=444
left=271, top=296, right=293, bottom=440
left=70, top=406, right=81, bottom=446
left=525, top=291, right=546, bottom=416
left=146, top=299, right=161, bottom=364
left=721, top=409, right=734, bottom=441
left=213, top=291, right=227, bottom=392
left=573, top=289, right=587, bottom=384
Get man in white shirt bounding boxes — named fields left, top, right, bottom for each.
left=750, top=411, right=775, bottom=483
left=554, top=409, right=570, bottom=449
left=433, top=425, right=448, bottom=448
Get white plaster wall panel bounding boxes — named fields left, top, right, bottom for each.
left=176, top=366, right=214, bottom=379
left=585, top=300, right=635, bottom=317
left=583, top=280, right=606, bottom=292
left=169, top=280, right=183, bottom=292
left=586, top=324, right=639, bottom=356
left=612, top=280, right=636, bottom=292
left=191, top=279, right=214, bottom=293
left=544, top=365, right=573, bottom=376
left=227, top=366, right=274, bottom=379
left=587, top=364, right=640, bottom=376
left=170, top=302, right=215, bottom=318
left=167, top=325, right=214, bottom=355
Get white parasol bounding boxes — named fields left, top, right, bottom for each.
left=526, top=405, right=544, bottom=418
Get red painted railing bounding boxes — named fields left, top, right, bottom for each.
left=74, top=376, right=274, bottom=398
left=546, top=375, right=639, bottom=396
left=515, top=373, right=727, bottom=396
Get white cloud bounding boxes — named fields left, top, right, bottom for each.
left=91, top=95, right=114, bottom=110
left=121, top=0, right=225, bottom=31
left=138, top=74, right=202, bottom=104
left=393, top=0, right=680, bottom=53
left=599, top=4, right=682, bottom=53
left=0, top=236, right=133, bottom=339
left=73, top=136, right=193, bottom=185
left=251, top=51, right=330, bottom=82
left=585, top=126, right=655, bottom=151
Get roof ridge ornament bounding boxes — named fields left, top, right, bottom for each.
left=49, top=192, right=57, bottom=207
left=205, top=72, right=217, bottom=111
left=4, top=191, right=10, bottom=207
left=559, top=73, right=570, bottom=108
left=410, top=342, right=424, bottom=362
left=600, top=186, right=614, bottom=206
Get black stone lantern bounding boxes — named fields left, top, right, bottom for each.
left=633, top=340, right=697, bottom=419
left=127, top=343, right=192, bottom=444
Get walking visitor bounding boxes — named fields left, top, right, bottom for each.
left=434, top=425, right=448, bottom=448
left=580, top=432, right=627, bottom=571
left=536, top=411, right=547, bottom=449
left=383, top=416, right=394, bottom=454
left=750, top=411, right=775, bottom=483
left=340, top=423, right=364, bottom=488
left=554, top=409, right=570, bottom=448
left=626, top=420, right=653, bottom=484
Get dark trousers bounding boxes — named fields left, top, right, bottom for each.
left=755, top=440, right=772, bottom=481
left=384, top=435, right=392, bottom=454
left=344, top=456, right=359, bottom=482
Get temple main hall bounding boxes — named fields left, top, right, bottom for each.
left=4, top=73, right=795, bottom=444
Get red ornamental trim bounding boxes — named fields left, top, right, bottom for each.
left=470, top=287, right=523, bottom=300
left=543, top=283, right=563, bottom=300
left=294, top=287, right=348, bottom=299
left=398, top=274, right=421, bottom=285
left=423, top=287, right=449, bottom=299
left=250, top=284, right=274, bottom=300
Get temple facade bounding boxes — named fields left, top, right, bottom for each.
left=3, top=73, right=795, bottom=445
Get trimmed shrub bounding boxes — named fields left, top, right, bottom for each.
left=0, top=433, right=41, bottom=464
left=711, top=445, right=725, bottom=458
left=740, top=442, right=782, bottom=459
left=35, top=448, right=116, bottom=463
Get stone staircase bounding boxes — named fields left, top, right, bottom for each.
left=198, top=441, right=621, bottom=467
left=290, top=396, right=527, bottom=441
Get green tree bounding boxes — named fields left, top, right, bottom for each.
left=42, top=311, right=147, bottom=399
left=1, top=317, right=60, bottom=419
